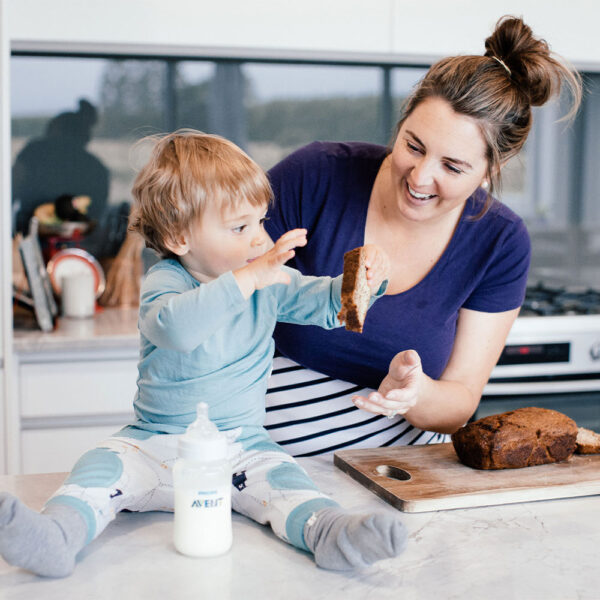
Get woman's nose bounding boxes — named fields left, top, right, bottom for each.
left=410, top=158, right=435, bottom=186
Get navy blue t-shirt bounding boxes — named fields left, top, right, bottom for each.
left=266, top=141, right=531, bottom=390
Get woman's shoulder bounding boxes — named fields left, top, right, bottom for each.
left=488, top=199, right=526, bottom=226
left=466, top=190, right=528, bottom=232
left=270, top=141, right=388, bottom=173
left=488, top=201, right=530, bottom=251
left=460, top=191, right=531, bottom=266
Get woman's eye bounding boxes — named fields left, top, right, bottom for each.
left=407, top=141, right=422, bottom=154
left=444, top=163, right=462, bottom=175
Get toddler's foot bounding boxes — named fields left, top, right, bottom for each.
left=303, top=506, right=407, bottom=571
left=0, top=492, right=87, bottom=577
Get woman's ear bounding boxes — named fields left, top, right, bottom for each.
left=164, top=233, right=189, bottom=256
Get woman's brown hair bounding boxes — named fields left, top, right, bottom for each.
left=394, top=15, right=582, bottom=214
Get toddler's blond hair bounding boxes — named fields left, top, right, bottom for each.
left=130, top=130, right=272, bottom=257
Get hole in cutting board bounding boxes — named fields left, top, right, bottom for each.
left=376, top=464, right=412, bottom=481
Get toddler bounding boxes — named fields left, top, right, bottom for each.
left=0, top=130, right=406, bottom=577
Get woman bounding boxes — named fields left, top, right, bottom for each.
left=263, top=16, right=582, bottom=456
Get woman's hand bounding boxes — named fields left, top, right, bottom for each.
left=234, top=229, right=307, bottom=299
left=362, top=243, right=390, bottom=294
left=352, top=349, right=423, bottom=418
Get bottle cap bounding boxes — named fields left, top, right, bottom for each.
left=178, top=402, right=228, bottom=461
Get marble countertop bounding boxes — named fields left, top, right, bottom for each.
left=1, top=456, right=599, bottom=600
left=13, top=307, right=139, bottom=354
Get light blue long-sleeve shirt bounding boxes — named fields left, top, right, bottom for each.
left=133, top=258, right=350, bottom=433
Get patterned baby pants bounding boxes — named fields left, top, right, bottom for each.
left=46, top=425, right=338, bottom=552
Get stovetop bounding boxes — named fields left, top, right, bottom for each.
left=520, top=282, right=600, bottom=317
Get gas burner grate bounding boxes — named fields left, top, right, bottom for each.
left=521, top=283, right=600, bottom=316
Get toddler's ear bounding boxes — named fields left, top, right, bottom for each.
left=165, top=233, right=189, bottom=256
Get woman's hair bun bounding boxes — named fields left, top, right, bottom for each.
left=484, top=15, right=571, bottom=107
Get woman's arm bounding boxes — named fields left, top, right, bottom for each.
left=353, top=306, right=520, bottom=434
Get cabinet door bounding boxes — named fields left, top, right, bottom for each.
left=21, top=425, right=125, bottom=474
left=19, top=358, right=138, bottom=473
left=20, top=359, right=138, bottom=418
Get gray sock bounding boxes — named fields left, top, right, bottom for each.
left=303, top=506, right=407, bottom=571
left=0, top=492, right=88, bottom=578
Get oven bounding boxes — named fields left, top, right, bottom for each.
left=474, top=283, right=600, bottom=430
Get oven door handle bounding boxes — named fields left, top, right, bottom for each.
left=484, top=378, right=600, bottom=395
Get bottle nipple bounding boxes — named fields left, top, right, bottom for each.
left=196, top=402, right=209, bottom=421
left=188, top=402, right=218, bottom=438
left=178, top=402, right=227, bottom=461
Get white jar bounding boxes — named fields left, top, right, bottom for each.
left=61, top=272, right=96, bottom=318
left=173, top=403, right=232, bottom=558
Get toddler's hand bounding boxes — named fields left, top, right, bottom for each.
left=362, top=244, right=390, bottom=294
left=234, top=229, right=307, bottom=298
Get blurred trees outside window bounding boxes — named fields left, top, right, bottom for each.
left=12, top=53, right=600, bottom=285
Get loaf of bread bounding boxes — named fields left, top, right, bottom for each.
left=451, top=407, right=578, bottom=470
left=576, top=426, right=600, bottom=454
left=338, top=247, right=370, bottom=333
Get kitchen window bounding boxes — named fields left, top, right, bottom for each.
left=10, top=52, right=599, bottom=287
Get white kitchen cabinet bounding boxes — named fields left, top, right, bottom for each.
left=21, top=425, right=128, bottom=474
left=10, top=307, right=141, bottom=474
left=20, top=359, right=137, bottom=418
left=17, top=354, right=138, bottom=474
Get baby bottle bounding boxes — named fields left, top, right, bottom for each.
left=173, top=402, right=232, bottom=557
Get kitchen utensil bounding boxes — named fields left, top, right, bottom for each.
left=47, top=248, right=106, bottom=299
left=18, top=225, right=58, bottom=332
left=334, top=443, right=600, bottom=513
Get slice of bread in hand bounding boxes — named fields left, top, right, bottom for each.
left=338, top=247, right=370, bottom=333
left=575, top=426, right=600, bottom=454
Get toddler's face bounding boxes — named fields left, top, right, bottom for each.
left=178, top=200, right=271, bottom=282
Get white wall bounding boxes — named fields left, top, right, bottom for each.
left=7, top=0, right=600, bottom=69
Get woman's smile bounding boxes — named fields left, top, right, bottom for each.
left=405, top=180, right=438, bottom=204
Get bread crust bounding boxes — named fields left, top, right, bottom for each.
left=451, top=407, right=578, bottom=470
left=338, top=247, right=369, bottom=333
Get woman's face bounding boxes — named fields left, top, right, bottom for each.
left=388, top=96, right=489, bottom=224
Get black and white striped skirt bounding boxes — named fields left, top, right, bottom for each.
left=265, top=356, right=449, bottom=456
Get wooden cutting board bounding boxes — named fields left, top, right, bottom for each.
left=334, top=443, right=600, bottom=513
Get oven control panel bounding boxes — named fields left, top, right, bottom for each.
left=497, top=342, right=570, bottom=366
left=486, top=315, right=600, bottom=394
left=589, top=342, right=600, bottom=361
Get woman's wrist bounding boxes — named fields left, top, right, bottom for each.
left=403, top=376, right=475, bottom=434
